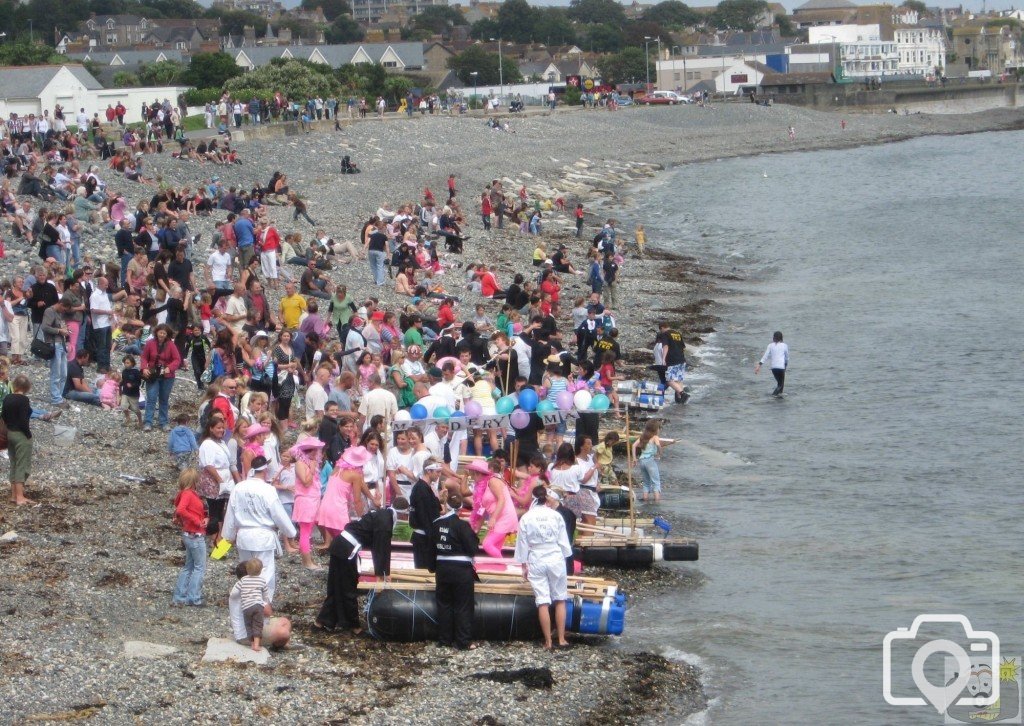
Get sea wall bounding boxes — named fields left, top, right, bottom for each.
left=782, top=82, right=1019, bottom=113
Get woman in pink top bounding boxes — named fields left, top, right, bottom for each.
left=240, top=424, right=269, bottom=478
left=467, top=458, right=519, bottom=558
left=291, top=438, right=325, bottom=570
left=317, top=446, right=370, bottom=549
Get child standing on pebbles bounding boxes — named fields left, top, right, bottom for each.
left=172, top=469, right=208, bottom=606
left=231, top=559, right=270, bottom=651
left=120, top=356, right=142, bottom=427
left=168, top=414, right=199, bottom=470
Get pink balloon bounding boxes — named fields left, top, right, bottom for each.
left=509, top=409, right=530, bottom=429
left=464, top=400, right=483, bottom=418
left=556, top=390, right=574, bottom=411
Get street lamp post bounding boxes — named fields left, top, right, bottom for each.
left=490, top=36, right=504, bottom=99
left=470, top=71, right=479, bottom=109
left=644, top=36, right=660, bottom=91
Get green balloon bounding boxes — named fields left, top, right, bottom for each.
left=496, top=396, right=516, bottom=415
left=536, top=400, right=556, bottom=414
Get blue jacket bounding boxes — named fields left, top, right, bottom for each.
left=168, top=426, right=198, bottom=455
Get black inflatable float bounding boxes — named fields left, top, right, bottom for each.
left=574, top=540, right=699, bottom=568
left=365, top=589, right=626, bottom=642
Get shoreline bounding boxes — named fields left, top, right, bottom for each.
left=1, top=102, right=1019, bottom=723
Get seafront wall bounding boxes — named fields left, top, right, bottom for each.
left=789, top=82, right=1019, bottom=113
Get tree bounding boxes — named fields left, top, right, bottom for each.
left=184, top=52, right=242, bottom=89
left=568, top=0, right=626, bottom=26
left=584, top=23, right=625, bottom=53
left=147, top=0, right=205, bottom=19
left=409, top=5, right=466, bottom=36
left=598, top=46, right=652, bottom=85
left=0, top=40, right=64, bottom=66
left=223, top=59, right=340, bottom=100
left=113, top=71, right=142, bottom=88
left=300, top=0, right=351, bottom=21
left=901, top=0, right=928, bottom=15
left=204, top=8, right=266, bottom=37
left=776, top=14, right=796, bottom=37
left=138, top=59, right=187, bottom=85
left=497, top=0, right=536, bottom=43
left=533, top=8, right=577, bottom=46
left=383, top=75, right=413, bottom=104
left=325, top=13, right=364, bottom=43
left=447, top=45, right=522, bottom=85
left=709, top=0, right=769, bottom=31
left=624, top=21, right=669, bottom=48
left=469, top=18, right=500, bottom=40
left=643, top=1, right=701, bottom=29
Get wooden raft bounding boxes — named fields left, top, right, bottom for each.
left=358, top=568, right=619, bottom=601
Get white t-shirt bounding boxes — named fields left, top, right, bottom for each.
left=358, top=387, right=398, bottom=427
left=386, top=447, right=416, bottom=493
left=401, top=359, right=425, bottom=378
left=199, top=439, right=233, bottom=492
left=207, top=250, right=232, bottom=283
left=760, top=341, right=789, bottom=370
left=275, top=465, right=295, bottom=506
left=224, top=295, right=247, bottom=335
left=90, top=288, right=113, bottom=329
left=304, top=382, right=328, bottom=420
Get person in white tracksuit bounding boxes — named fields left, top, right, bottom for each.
left=754, top=330, right=790, bottom=396
left=222, top=456, right=297, bottom=603
left=514, top=485, right=574, bottom=649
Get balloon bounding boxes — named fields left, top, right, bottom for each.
left=450, top=410, right=466, bottom=418
left=590, top=394, right=610, bottom=412
left=491, top=387, right=501, bottom=400
left=509, top=410, right=530, bottom=429
left=495, top=396, right=516, bottom=415
left=394, top=410, right=412, bottom=422
left=433, top=406, right=452, bottom=421
left=464, top=400, right=483, bottom=418
left=574, top=380, right=589, bottom=392
left=410, top=403, right=428, bottom=420
left=556, top=390, right=574, bottom=411
left=518, top=388, right=539, bottom=412
left=573, top=390, right=593, bottom=411
left=536, top=400, right=556, bottom=414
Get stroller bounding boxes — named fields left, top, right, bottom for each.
left=340, top=155, right=361, bottom=174
left=509, top=99, right=524, bottom=113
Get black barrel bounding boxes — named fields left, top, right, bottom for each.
left=598, top=487, right=632, bottom=509
left=366, top=589, right=542, bottom=642
left=574, top=544, right=655, bottom=568
left=662, top=541, right=700, bottom=561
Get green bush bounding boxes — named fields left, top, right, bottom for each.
left=183, top=88, right=224, bottom=106
left=565, top=86, right=582, bottom=106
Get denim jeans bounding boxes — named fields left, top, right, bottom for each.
left=173, top=533, right=207, bottom=605
left=91, top=326, right=112, bottom=371
left=639, top=457, right=662, bottom=494
left=66, top=389, right=102, bottom=406
left=368, top=249, right=387, bottom=286
left=120, top=253, right=133, bottom=287
left=145, top=376, right=175, bottom=428
left=49, top=342, right=67, bottom=404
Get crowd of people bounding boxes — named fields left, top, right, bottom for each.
left=1, top=103, right=690, bottom=650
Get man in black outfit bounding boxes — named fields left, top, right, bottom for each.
left=408, top=461, right=443, bottom=569
left=317, top=402, right=346, bottom=465
left=426, top=491, right=479, bottom=650
left=316, top=498, right=408, bottom=633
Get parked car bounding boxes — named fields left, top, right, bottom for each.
left=611, top=93, right=633, bottom=106
left=637, top=91, right=684, bottom=105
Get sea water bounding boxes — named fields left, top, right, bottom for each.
left=622, top=131, right=1024, bottom=725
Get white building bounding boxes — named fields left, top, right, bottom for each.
left=0, top=65, right=188, bottom=125
left=656, top=55, right=769, bottom=94
left=894, top=23, right=947, bottom=76
left=809, top=24, right=899, bottom=78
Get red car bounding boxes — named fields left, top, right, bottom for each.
left=637, top=91, right=684, bottom=105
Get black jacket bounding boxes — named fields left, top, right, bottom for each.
left=341, top=507, right=397, bottom=577
left=408, top=479, right=441, bottom=535
left=426, top=510, right=479, bottom=572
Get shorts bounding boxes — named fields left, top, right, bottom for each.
left=120, top=396, right=140, bottom=414
left=526, top=557, right=568, bottom=606
left=666, top=363, right=686, bottom=383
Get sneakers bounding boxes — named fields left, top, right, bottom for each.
left=143, top=425, right=152, bottom=432
left=40, top=410, right=62, bottom=422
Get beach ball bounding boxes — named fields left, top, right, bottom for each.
left=573, top=390, right=593, bottom=411
left=510, top=410, right=531, bottom=429
left=464, top=400, right=483, bottom=418
left=590, top=394, right=610, bottom=412
left=410, top=403, right=429, bottom=420
left=536, top=400, right=556, bottom=414
left=394, top=410, right=411, bottom=422
left=556, top=390, right=575, bottom=411
left=433, top=406, right=452, bottom=421
left=496, top=396, right=516, bottom=415
left=518, top=388, right=539, bottom=412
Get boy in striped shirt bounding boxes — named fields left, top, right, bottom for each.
left=231, top=559, right=269, bottom=651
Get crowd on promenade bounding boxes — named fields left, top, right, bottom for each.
left=0, top=100, right=693, bottom=651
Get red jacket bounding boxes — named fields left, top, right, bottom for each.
left=174, top=489, right=206, bottom=534
left=212, top=394, right=235, bottom=430
left=141, top=337, right=182, bottom=378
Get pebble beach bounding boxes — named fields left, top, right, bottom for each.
left=1, top=101, right=1021, bottom=724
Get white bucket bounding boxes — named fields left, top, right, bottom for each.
left=53, top=424, right=77, bottom=444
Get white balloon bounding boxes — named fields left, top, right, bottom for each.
left=394, top=410, right=412, bottom=422
left=573, top=390, right=593, bottom=411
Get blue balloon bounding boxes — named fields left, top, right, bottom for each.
left=536, top=400, right=556, bottom=414
left=495, top=396, right=516, bottom=415
left=410, top=403, right=428, bottom=420
left=450, top=410, right=466, bottom=418
left=518, top=387, right=539, bottom=412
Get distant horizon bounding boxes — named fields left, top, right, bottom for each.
left=195, top=0, right=1023, bottom=16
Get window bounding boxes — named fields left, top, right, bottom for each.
left=673, top=72, right=680, bottom=81
left=106, top=33, right=118, bottom=44
left=382, top=61, right=397, bottom=68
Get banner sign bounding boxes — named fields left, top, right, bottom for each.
left=392, top=409, right=582, bottom=431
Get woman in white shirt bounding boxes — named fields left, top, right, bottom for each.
left=197, top=416, right=238, bottom=542
left=547, top=442, right=597, bottom=523
left=754, top=331, right=790, bottom=396
left=359, top=430, right=387, bottom=509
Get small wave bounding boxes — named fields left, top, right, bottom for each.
left=683, top=699, right=720, bottom=726
left=663, top=647, right=706, bottom=669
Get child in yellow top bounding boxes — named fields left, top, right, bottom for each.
left=634, top=225, right=646, bottom=257
left=593, top=431, right=620, bottom=487
left=532, top=241, right=546, bottom=266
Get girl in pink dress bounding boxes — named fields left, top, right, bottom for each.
left=290, top=439, right=325, bottom=570
left=467, top=458, right=519, bottom=558
left=316, top=446, right=370, bottom=549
